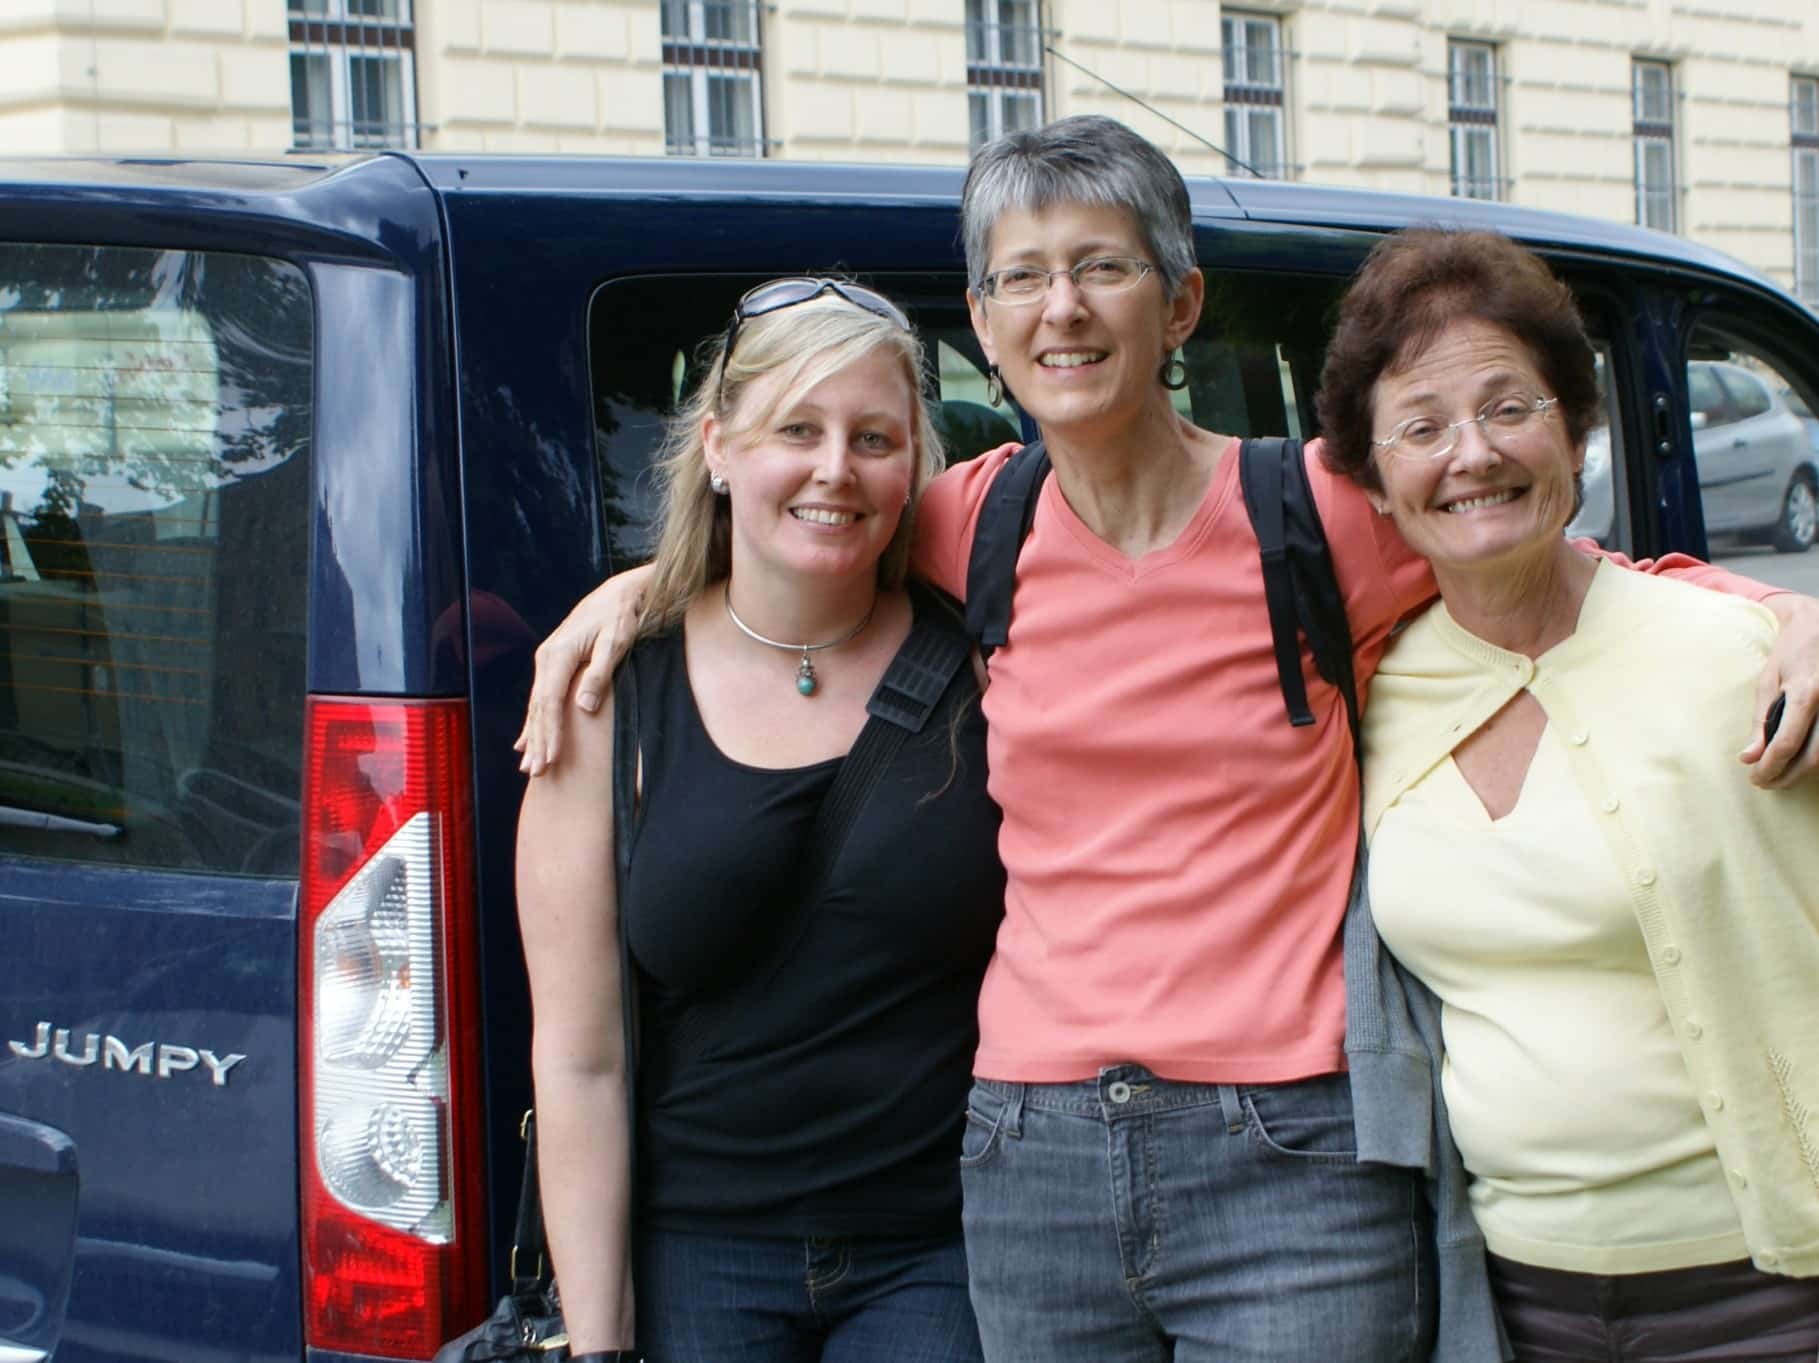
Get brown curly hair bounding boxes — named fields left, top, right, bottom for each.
left=1316, top=227, right=1602, bottom=492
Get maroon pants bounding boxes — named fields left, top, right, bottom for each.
left=1489, top=1254, right=1819, bottom=1362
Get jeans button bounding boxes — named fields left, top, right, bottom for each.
left=1107, top=1081, right=1132, bottom=1104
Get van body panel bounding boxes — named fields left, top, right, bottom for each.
left=1218, top=176, right=1786, bottom=285
left=0, top=152, right=455, bottom=1363
left=0, top=859, right=300, bottom=1363
left=305, top=259, right=466, bottom=699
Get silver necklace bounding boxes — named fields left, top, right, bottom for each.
left=723, top=587, right=876, bottom=697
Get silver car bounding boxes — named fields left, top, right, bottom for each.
left=1688, top=360, right=1818, bottom=553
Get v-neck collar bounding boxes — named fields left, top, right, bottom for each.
left=1042, top=435, right=1241, bottom=582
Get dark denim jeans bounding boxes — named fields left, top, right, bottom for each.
left=959, top=1067, right=1434, bottom=1363
left=1489, top=1253, right=1819, bottom=1362
left=634, top=1226, right=984, bottom=1363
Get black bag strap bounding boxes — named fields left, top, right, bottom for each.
left=1238, top=436, right=1361, bottom=759
left=963, top=440, right=1050, bottom=659
left=508, top=1109, right=547, bottom=1292
left=611, top=659, right=642, bottom=1184
left=626, top=587, right=971, bottom=1067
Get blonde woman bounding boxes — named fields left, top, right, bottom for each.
left=516, top=279, right=1004, bottom=1363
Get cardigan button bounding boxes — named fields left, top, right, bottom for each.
left=1634, top=868, right=1658, bottom=888
left=1686, top=1020, right=1704, bottom=1040
left=1569, top=731, right=1588, bottom=745
left=1704, top=1090, right=1723, bottom=1111
left=1729, top=1168, right=1748, bottom=1188
left=1756, top=1250, right=1778, bottom=1269
left=1660, top=946, right=1682, bottom=965
left=1600, top=796, right=1620, bottom=814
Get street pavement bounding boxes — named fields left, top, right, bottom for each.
left=1713, top=544, right=1819, bottom=596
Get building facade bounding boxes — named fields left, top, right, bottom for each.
left=2, top=0, right=1816, bottom=304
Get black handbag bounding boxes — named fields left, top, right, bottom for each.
left=433, top=1111, right=571, bottom=1362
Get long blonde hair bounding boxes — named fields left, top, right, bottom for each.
left=639, top=287, right=945, bottom=635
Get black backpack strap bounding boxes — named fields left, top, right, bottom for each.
left=964, top=440, right=1050, bottom=658
left=1239, top=437, right=1361, bottom=759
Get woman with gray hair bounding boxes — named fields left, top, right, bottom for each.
left=516, top=117, right=1819, bottom=1363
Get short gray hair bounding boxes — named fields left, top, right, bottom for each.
left=961, top=115, right=1197, bottom=297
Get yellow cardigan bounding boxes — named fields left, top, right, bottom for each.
left=1362, top=558, right=1819, bottom=1277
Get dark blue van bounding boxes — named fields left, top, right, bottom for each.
left=1, top=152, right=1816, bottom=1363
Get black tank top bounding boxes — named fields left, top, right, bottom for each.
left=622, top=586, right=1005, bottom=1238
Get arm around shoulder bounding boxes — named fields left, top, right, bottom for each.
left=1587, top=544, right=1819, bottom=788
left=516, top=565, right=654, bottom=776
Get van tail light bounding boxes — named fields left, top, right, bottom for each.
left=299, top=698, right=488, bottom=1359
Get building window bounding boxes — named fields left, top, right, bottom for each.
left=1448, top=41, right=1500, bottom=200
left=1633, top=59, right=1677, bottom=233
left=966, top=0, right=1044, bottom=151
left=1795, top=76, right=1819, bottom=308
left=288, top=0, right=418, bottom=150
left=662, top=0, right=765, bottom=158
left=1222, top=14, right=1288, bottom=179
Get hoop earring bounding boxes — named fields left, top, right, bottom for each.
left=710, top=473, right=728, bottom=495
left=1160, top=354, right=1188, bottom=390
left=985, top=365, right=1004, bottom=408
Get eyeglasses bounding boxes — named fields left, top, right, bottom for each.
left=977, top=256, right=1157, bottom=305
left=1371, top=393, right=1560, bottom=462
left=721, top=277, right=912, bottom=380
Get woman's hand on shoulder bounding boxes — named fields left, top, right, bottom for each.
left=516, top=564, right=654, bottom=776
left=1743, top=592, right=1819, bottom=789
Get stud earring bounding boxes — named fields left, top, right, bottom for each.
left=710, top=473, right=728, bottom=495
left=985, top=365, right=1004, bottom=408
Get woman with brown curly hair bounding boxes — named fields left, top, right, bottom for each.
left=1326, top=228, right=1819, bottom=1362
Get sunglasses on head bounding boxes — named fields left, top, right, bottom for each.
left=718, top=277, right=913, bottom=396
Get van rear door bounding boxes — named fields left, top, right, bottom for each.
left=0, top=238, right=313, bottom=1363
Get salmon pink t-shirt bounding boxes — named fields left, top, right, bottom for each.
left=912, top=438, right=1760, bottom=1084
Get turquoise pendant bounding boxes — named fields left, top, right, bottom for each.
left=796, top=653, right=818, bottom=696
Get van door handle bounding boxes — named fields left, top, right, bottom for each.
left=0, top=1113, right=76, bottom=1175
left=1652, top=393, right=1673, bottom=456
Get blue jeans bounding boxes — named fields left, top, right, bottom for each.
left=634, top=1227, right=984, bottom=1363
left=959, top=1067, right=1434, bottom=1363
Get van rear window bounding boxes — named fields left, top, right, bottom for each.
left=0, top=244, right=311, bottom=875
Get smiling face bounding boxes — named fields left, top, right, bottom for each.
left=704, top=346, right=916, bottom=591
left=967, top=199, right=1201, bottom=441
left=1369, top=317, right=1586, bottom=578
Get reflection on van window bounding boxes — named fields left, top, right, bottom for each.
left=1565, top=346, right=1626, bottom=549
left=0, top=245, right=312, bottom=874
left=1684, top=333, right=1819, bottom=554
left=1183, top=270, right=1340, bottom=439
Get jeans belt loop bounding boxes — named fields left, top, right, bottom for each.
left=1001, top=1081, right=1027, bottom=1139
left=1216, top=1083, right=1246, bottom=1134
